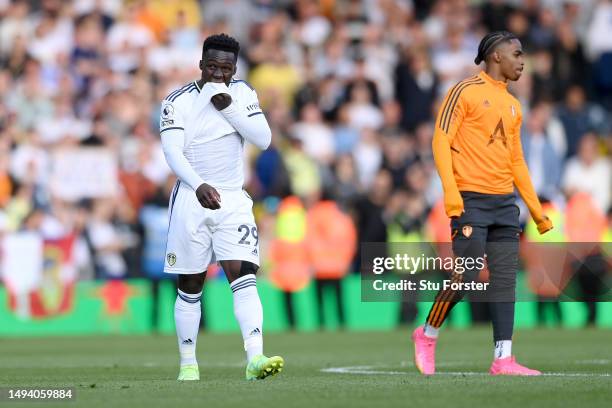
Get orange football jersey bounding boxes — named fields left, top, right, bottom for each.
left=432, top=70, right=544, bottom=222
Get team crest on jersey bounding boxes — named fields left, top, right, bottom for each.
left=161, top=104, right=174, bottom=119
left=462, top=225, right=473, bottom=238
left=167, top=252, right=177, bottom=266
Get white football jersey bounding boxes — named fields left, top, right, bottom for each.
left=159, top=79, right=264, bottom=190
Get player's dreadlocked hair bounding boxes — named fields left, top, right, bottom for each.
left=202, top=33, right=240, bottom=60
left=474, top=31, right=518, bottom=65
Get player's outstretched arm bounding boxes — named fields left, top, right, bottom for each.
left=510, top=113, right=552, bottom=234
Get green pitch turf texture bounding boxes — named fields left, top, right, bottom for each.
left=1, top=328, right=610, bottom=408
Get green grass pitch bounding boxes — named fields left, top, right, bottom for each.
left=1, top=327, right=610, bottom=408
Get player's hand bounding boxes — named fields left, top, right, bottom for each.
left=211, top=93, right=232, bottom=110
left=536, top=215, right=553, bottom=235
left=444, top=190, right=464, bottom=219
left=195, top=183, right=221, bottom=210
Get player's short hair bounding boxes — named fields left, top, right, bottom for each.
left=202, top=33, right=240, bottom=61
left=474, top=31, right=518, bottom=65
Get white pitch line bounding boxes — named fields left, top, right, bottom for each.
left=321, top=366, right=611, bottom=378
left=574, top=359, right=611, bottom=365
left=322, top=366, right=406, bottom=375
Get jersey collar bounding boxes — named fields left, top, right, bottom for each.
left=479, top=71, right=508, bottom=90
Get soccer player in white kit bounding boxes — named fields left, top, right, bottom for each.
left=159, top=33, right=283, bottom=381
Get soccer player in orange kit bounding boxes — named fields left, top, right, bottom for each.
left=411, top=31, right=553, bottom=376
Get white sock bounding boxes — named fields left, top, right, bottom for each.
left=175, top=289, right=202, bottom=366
left=231, top=274, right=263, bottom=362
left=423, top=323, right=439, bottom=338
left=494, top=340, right=512, bottom=359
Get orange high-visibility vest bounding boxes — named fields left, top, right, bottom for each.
left=268, top=240, right=311, bottom=292
left=268, top=196, right=311, bottom=292
left=306, top=201, right=357, bottom=279
left=566, top=193, right=606, bottom=242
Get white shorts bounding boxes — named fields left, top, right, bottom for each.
left=164, top=182, right=260, bottom=274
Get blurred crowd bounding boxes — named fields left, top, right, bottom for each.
left=0, top=0, right=610, bottom=282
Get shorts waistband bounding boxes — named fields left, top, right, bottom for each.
left=460, top=191, right=515, bottom=200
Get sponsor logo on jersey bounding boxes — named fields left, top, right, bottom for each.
left=483, top=99, right=491, bottom=107
left=488, top=118, right=507, bottom=147
left=246, top=102, right=260, bottom=112
left=161, top=120, right=174, bottom=126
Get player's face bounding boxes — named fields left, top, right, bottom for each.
left=497, top=39, right=524, bottom=81
left=200, top=49, right=237, bottom=85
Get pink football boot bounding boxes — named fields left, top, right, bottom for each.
left=412, top=325, right=437, bottom=375
left=489, top=356, right=542, bottom=376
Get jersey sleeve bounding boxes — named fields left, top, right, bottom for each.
left=431, top=87, right=468, bottom=218
left=159, top=99, right=185, bottom=134
left=158, top=97, right=206, bottom=190
left=434, top=86, right=468, bottom=145
left=220, top=83, right=271, bottom=150
left=242, top=87, right=264, bottom=118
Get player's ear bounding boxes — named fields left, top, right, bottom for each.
left=199, top=60, right=204, bottom=70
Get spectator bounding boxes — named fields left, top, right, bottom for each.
left=86, top=198, right=128, bottom=280
left=552, top=21, right=589, bottom=95
left=556, top=85, right=609, bottom=158
left=431, top=25, right=476, bottom=93
left=333, top=105, right=360, bottom=154
left=395, top=48, right=439, bottom=132
left=106, top=2, right=154, bottom=73
left=562, top=132, right=611, bottom=213
left=585, top=0, right=612, bottom=62
left=480, top=0, right=514, bottom=32
left=0, top=0, right=33, bottom=57
left=249, top=49, right=302, bottom=110
left=530, top=48, right=557, bottom=103
left=291, top=103, right=335, bottom=165
left=353, top=168, right=392, bottom=267
left=344, top=83, right=383, bottom=132
left=521, top=102, right=563, bottom=200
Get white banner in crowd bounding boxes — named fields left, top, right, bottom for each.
left=50, top=148, right=119, bottom=201
left=0, top=232, right=43, bottom=318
